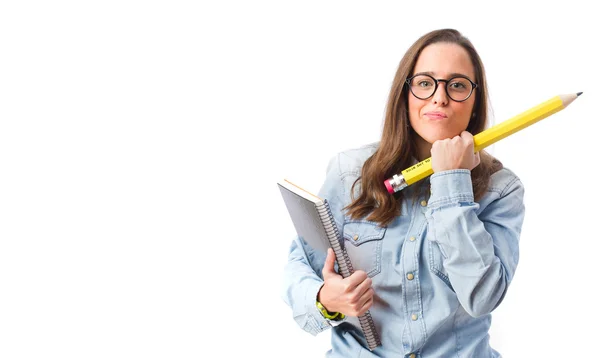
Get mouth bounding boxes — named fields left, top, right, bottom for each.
left=424, top=112, right=448, bottom=120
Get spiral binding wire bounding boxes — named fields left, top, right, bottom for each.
left=317, top=200, right=382, bottom=351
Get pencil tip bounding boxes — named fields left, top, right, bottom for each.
left=577, top=92, right=583, bottom=96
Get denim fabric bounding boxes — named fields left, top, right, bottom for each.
left=282, top=142, right=525, bottom=358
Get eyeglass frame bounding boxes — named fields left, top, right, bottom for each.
left=405, top=73, right=478, bottom=102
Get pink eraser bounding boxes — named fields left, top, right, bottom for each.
left=384, top=179, right=394, bottom=194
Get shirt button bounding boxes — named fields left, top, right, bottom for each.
left=409, top=354, right=416, bottom=358
left=411, top=314, right=418, bottom=321
left=409, top=236, right=416, bottom=242
left=420, top=200, right=427, bottom=207
left=407, top=273, right=414, bottom=280
left=353, top=234, right=359, bottom=241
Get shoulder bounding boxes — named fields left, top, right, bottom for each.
left=476, top=165, right=525, bottom=222
left=321, top=142, right=378, bottom=204
left=487, top=166, right=523, bottom=197
left=327, top=142, right=379, bottom=175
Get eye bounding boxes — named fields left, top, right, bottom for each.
left=410, top=75, right=435, bottom=89
left=448, top=78, right=470, bottom=91
left=417, top=79, right=434, bottom=88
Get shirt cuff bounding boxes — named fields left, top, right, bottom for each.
left=305, top=281, right=333, bottom=332
left=428, top=169, right=474, bottom=208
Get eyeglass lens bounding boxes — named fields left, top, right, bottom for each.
left=409, top=74, right=474, bottom=101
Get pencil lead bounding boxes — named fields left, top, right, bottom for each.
left=577, top=92, right=583, bottom=96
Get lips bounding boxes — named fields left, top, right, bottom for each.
left=424, top=111, right=448, bottom=119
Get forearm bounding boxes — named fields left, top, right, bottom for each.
left=426, top=169, right=523, bottom=317
left=428, top=203, right=509, bottom=316
left=281, top=238, right=333, bottom=335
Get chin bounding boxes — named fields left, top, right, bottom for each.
left=425, top=134, right=452, bottom=143
left=427, top=129, right=463, bottom=142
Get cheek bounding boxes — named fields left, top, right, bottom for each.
left=454, top=103, right=475, bottom=128
left=407, top=96, right=422, bottom=125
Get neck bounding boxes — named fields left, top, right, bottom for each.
left=414, top=135, right=432, bottom=162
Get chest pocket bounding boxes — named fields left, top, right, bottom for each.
left=343, top=221, right=386, bottom=278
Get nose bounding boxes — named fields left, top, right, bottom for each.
left=432, top=80, right=449, bottom=105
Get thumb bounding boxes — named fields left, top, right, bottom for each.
left=322, top=248, right=337, bottom=279
left=473, top=151, right=481, bottom=169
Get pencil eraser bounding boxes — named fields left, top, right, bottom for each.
left=384, top=179, right=394, bottom=194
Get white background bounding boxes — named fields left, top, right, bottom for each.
left=1, top=1, right=598, bottom=357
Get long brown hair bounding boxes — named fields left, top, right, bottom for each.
left=345, top=28, right=502, bottom=227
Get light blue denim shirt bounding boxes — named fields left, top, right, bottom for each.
left=282, top=142, right=525, bottom=358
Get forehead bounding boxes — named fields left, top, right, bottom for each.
left=413, top=42, right=475, bottom=79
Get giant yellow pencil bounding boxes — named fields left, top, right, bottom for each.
left=384, top=92, right=582, bottom=194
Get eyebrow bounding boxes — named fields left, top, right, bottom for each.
left=413, top=71, right=473, bottom=79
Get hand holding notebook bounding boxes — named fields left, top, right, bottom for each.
left=277, top=179, right=382, bottom=350
left=319, top=248, right=375, bottom=317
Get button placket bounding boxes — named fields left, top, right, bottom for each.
left=402, top=216, right=427, bottom=349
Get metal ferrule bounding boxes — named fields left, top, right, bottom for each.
left=389, top=174, right=407, bottom=193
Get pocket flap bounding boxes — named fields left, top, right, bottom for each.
left=343, top=221, right=386, bottom=246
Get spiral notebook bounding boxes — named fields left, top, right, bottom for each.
left=277, top=179, right=381, bottom=351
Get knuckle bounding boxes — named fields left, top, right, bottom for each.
left=342, top=282, right=352, bottom=292
left=359, top=303, right=372, bottom=316
left=355, top=270, right=367, bottom=281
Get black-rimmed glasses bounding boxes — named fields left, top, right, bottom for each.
left=406, top=74, right=478, bottom=102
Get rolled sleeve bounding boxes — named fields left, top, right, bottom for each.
left=428, top=169, right=474, bottom=208
left=281, top=239, right=333, bottom=335
left=425, top=169, right=525, bottom=317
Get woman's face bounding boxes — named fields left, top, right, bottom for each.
left=408, top=42, right=476, bottom=150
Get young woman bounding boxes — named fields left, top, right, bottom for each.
left=281, top=28, right=525, bottom=357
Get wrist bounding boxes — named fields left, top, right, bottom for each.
left=316, top=300, right=345, bottom=321
left=316, top=285, right=344, bottom=321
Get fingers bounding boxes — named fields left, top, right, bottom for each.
left=435, top=132, right=471, bottom=148
left=319, top=269, right=374, bottom=317
left=461, top=131, right=480, bottom=169
left=473, top=151, right=481, bottom=168
left=354, top=274, right=373, bottom=297
left=357, top=293, right=374, bottom=316
left=345, top=274, right=374, bottom=316
left=350, top=287, right=374, bottom=316
left=460, top=130, right=474, bottom=144
left=344, top=270, right=368, bottom=291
